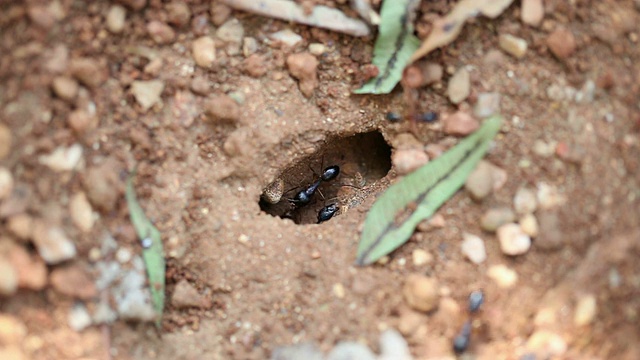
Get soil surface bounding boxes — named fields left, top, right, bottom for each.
left=1, top=1, right=639, bottom=359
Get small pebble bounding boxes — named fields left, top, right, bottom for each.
left=420, top=62, right=443, bottom=86
left=532, top=139, right=556, bottom=158
left=38, top=144, right=83, bottom=172
left=514, top=187, right=537, bottom=215
left=525, top=330, right=567, bottom=357
left=68, top=109, right=96, bottom=133
left=403, top=274, right=439, bottom=312
left=106, top=5, right=126, bottom=33
left=131, top=80, right=164, bottom=111
left=379, top=329, right=412, bottom=360
left=69, top=192, right=95, bottom=232
left=0, top=257, right=18, bottom=295
left=392, top=149, right=429, bottom=175
left=308, top=43, right=326, bottom=56
left=270, top=29, right=303, bottom=47
left=0, top=314, right=27, bottom=344
left=192, top=36, right=216, bottom=68
left=68, top=303, right=92, bottom=331
left=32, top=221, right=77, bottom=264
left=70, top=57, right=107, bottom=88
left=84, top=160, right=121, bottom=212
left=147, top=20, right=175, bottom=45
left=0, top=124, right=11, bottom=160
left=480, top=207, right=516, bottom=232
left=499, top=34, right=528, bottom=58
left=210, top=3, right=231, bottom=26
left=447, top=67, right=471, bottom=104
left=464, top=160, right=495, bottom=201
left=536, top=183, right=566, bottom=209
left=461, top=233, right=487, bottom=264
left=521, top=0, right=544, bottom=26
left=204, top=94, right=241, bottom=123
left=51, top=76, right=79, bottom=102
left=574, top=294, right=597, bottom=326
left=287, top=52, right=319, bottom=98
left=519, top=213, right=539, bottom=237
left=171, top=279, right=211, bottom=309
left=468, top=290, right=484, bottom=312
left=412, top=249, right=433, bottom=266
left=444, top=111, right=479, bottom=136
left=116, top=248, right=132, bottom=263
left=497, top=223, right=531, bottom=255
left=8, top=244, right=47, bottom=290
left=333, top=283, right=346, bottom=299
left=0, top=167, right=13, bottom=200
left=50, top=264, right=96, bottom=299
left=536, top=210, right=564, bottom=250
left=474, top=92, right=501, bottom=118
left=243, top=37, right=259, bottom=57
left=487, top=264, right=518, bottom=288
left=166, top=2, right=191, bottom=27
left=261, top=178, right=284, bottom=204
left=216, top=18, right=244, bottom=55
left=243, top=54, right=268, bottom=77
left=547, top=28, right=577, bottom=60
left=6, top=214, right=33, bottom=241
left=190, top=76, right=210, bottom=95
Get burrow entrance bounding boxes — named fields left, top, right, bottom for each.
left=259, top=131, right=392, bottom=225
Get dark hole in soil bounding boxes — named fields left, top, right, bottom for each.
left=260, top=131, right=392, bottom=224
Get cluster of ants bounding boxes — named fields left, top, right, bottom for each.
left=288, top=164, right=341, bottom=223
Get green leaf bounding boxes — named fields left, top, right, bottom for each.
left=125, top=170, right=165, bottom=327
left=353, top=0, right=420, bottom=95
left=356, top=115, right=503, bottom=265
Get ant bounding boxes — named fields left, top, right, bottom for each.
left=317, top=203, right=339, bottom=223
left=288, top=165, right=340, bottom=208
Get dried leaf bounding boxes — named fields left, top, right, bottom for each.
left=409, top=0, right=515, bottom=63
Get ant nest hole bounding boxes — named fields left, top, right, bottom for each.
left=259, top=131, right=392, bottom=225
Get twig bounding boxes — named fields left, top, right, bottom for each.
left=222, top=0, right=370, bottom=37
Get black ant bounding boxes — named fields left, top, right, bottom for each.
left=317, top=203, right=339, bottom=223
left=288, top=165, right=340, bottom=208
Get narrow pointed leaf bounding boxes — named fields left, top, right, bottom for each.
left=125, top=171, right=165, bottom=327
left=353, top=0, right=420, bottom=94
left=356, top=116, right=502, bottom=265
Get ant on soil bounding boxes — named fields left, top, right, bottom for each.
left=288, top=165, right=340, bottom=208
left=453, top=290, right=486, bottom=354
left=317, top=203, right=339, bottom=223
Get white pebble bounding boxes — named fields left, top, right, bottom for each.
left=106, top=5, right=126, bottom=33
left=519, top=213, right=539, bottom=237
left=38, top=144, right=83, bottom=172
left=473, top=92, right=501, bottom=118
left=537, top=182, right=567, bottom=209
left=269, top=29, right=302, bottom=47
left=499, top=34, right=528, bottom=58
left=308, top=43, right=326, bottom=56
left=461, top=233, right=487, bottom=264
left=0, top=167, right=13, bottom=200
left=447, top=67, right=471, bottom=104
left=487, top=264, right=518, bottom=288
left=69, top=192, right=95, bottom=232
left=333, top=283, right=346, bottom=299
left=192, top=36, right=216, bottom=68
left=412, top=249, right=433, bottom=266
left=574, top=294, right=597, bottom=326
left=514, top=187, right=537, bottom=215
left=32, top=221, right=77, bottom=264
left=131, top=80, right=164, bottom=111
left=116, top=248, right=132, bottom=264
left=497, top=223, right=531, bottom=255
left=526, top=330, right=567, bottom=357
left=68, top=303, right=92, bottom=331
left=0, top=257, right=18, bottom=295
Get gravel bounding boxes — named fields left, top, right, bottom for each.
left=525, top=330, right=567, bottom=358
left=574, top=294, right=597, bottom=326
left=106, top=5, right=126, bottom=33
left=327, top=342, right=376, bottom=360
left=216, top=18, right=244, bottom=55
left=403, top=274, right=439, bottom=312
left=0, top=167, right=13, bottom=200
left=411, top=249, right=433, bottom=266
left=192, top=36, right=216, bottom=68
left=514, top=187, right=538, bottom=215
left=8, top=244, right=47, bottom=290
left=287, top=52, right=319, bottom=98
left=521, top=0, right=544, bottom=26
left=270, top=29, right=303, bottom=47
left=50, top=264, right=97, bottom=299
left=447, top=67, right=471, bottom=104
left=497, top=223, right=532, bottom=255
left=487, top=264, right=518, bottom=288
left=38, top=144, right=83, bottom=172
left=68, top=303, right=92, bottom=331
left=32, top=221, right=77, bottom=264
left=443, top=111, right=479, bottom=136
left=547, top=28, right=577, bottom=60
left=147, top=21, right=176, bottom=45
left=465, top=160, right=495, bottom=201
left=131, top=80, right=164, bottom=111
left=0, top=257, right=18, bottom=295
left=69, top=192, right=95, bottom=232
left=480, top=207, right=516, bottom=232
left=519, top=213, right=539, bottom=237
left=499, top=34, right=528, bottom=58
left=474, top=92, right=502, bottom=118
left=204, top=94, right=241, bottom=123
left=461, top=233, right=487, bottom=264
left=392, top=148, right=429, bottom=175
left=51, top=75, right=79, bottom=102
